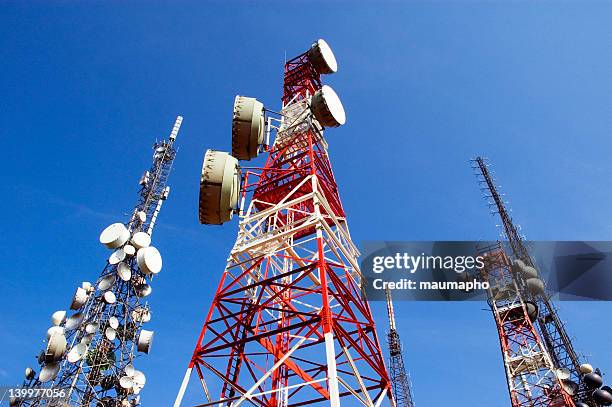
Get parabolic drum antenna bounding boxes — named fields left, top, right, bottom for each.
left=13, top=116, right=182, bottom=407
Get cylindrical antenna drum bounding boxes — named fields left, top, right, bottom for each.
left=307, top=39, right=338, bottom=75
left=198, top=150, right=241, bottom=225
left=232, top=96, right=265, bottom=160
left=311, top=85, right=346, bottom=128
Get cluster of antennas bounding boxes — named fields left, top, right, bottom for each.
left=506, top=259, right=612, bottom=406
left=198, top=39, right=345, bottom=225
left=20, top=220, right=160, bottom=399
left=574, top=363, right=612, bottom=407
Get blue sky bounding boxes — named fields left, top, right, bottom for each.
left=1, top=1, right=612, bottom=405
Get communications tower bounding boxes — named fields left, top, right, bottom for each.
left=385, top=289, right=415, bottom=407
left=478, top=243, right=575, bottom=407
left=174, top=39, right=393, bottom=407
left=14, top=116, right=182, bottom=406
left=473, top=156, right=612, bottom=407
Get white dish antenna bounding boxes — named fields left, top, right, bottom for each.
left=99, top=223, right=130, bottom=249
left=85, top=322, right=99, bottom=334
left=51, top=310, right=66, bottom=326
left=198, top=150, right=241, bottom=225
left=556, top=368, right=571, bottom=380
left=307, top=39, right=338, bottom=74
left=65, top=312, right=84, bottom=330
left=119, top=376, right=134, bottom=392
left=46, top=326, right=64, bottom=340
left=311, top=85, right=346, bottom=127
left=45, top=333, right=67, bottom=363
left=117, top=262, right=132, bottom=281
left=98, top=274, right=116, bottom=291
left=136, top=284, right=152, bottom=298
left=108, top=316, right=119, bottom=329
left=131, top=231, right=151, bottom=249
left=39, top=362, right=60, bottom=383
left=123, top=244, right=136, bottom=256
left=125, top=363, right=135, bottom=377
left=81, top=281, right=93, bottom=292
left=67, top=343, right=88, bottom=363
left=231, top=96, right=265, bottom=160
left=105, top=327, right=117, bottom=341
left=70, top=287, right=89, bottom=310
left=580, top=363, right=594, bottom=374
left=137, top=329, right=154, bottom=354
left=103, top=291, right=116, bottom=304
left=137, top=246, right=162, bottom=275
left=137, top=211, right=147, bottom=222
left=109, top=248, right=126, bottom=265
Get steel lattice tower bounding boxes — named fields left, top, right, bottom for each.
left=478, top=243, right=575, bottom=407
left=472, top=156, right=591, bottom=406
left=15, top=117, right=182, bottom=407
left=174, top=40, right=393, bottom=407
left=385, top=289, right=415, bottom=407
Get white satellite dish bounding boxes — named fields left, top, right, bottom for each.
left=98, top=274, right=116, bottom=291
left=307, top=39, right=338, bottom=74
left=311, top=85, right=346, bottom=127
left=123, top=244, right=136, bottom=256
left=119, top=376, right=134, bottom=391
left=125, top=363, right=135, bottom=377
left=556, top=368, right=571, bottom=381
left=137, top=329, right=154, bottom=354
left=137, top=246, right=162, bottom=275
left=65, top=312, right=84, bottom=330
left=47, top=326, right=64, bottom=340
left=137, top=211, right=147, bottom=222
left=198, top=150, right=241, bottom=225
left=103, top=291, right=116, bottom=304
left=117, top=262, right=132, bottom=281
left=580, top=363, right=594, bottom=374
left=109, top=248, right=126, bottom=265
left=85, top=322, right=99, bottom=334
left=67, top=343, right=88, bottom=363
left=99, top=223, right=130, bottom=249
left=71, top=287, right=88, bottom=310
left=132, top=370, right=146, bottom=387
left=231, top=96, right=265, bottom=160
left=51, top=310, right=66, bottom=326
left=108, top=316, right=119, bottom=329
left=105, top=327, right=117, bottom=341
left=131, top=232, right=151, bottom=249
left=39, top=362, right=60, bottom=383
left=45, top=333, right=67, bottom=363
left=136, top=284, right=152, bottom=298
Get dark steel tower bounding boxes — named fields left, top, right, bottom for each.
left=385, top=289, right=415, bottom=407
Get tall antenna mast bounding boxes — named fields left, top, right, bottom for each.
left=478, top=243, right=575, bottom=407
left=385, top=289, right=416, bottom=407
left=472, top=156, right=609, bottom=407
left=15, top=116, right=182, bottom=407
left=174, top=39, right=393, bottom=407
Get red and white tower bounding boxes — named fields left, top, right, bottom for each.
left=174, top=39, right=393, bottom=407
left=479, top=244, right=575, bottom=407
